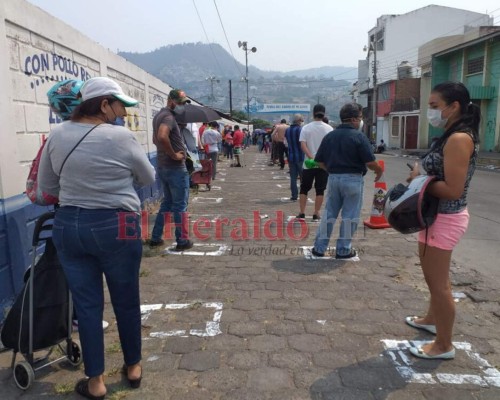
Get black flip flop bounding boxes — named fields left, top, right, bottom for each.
left=75, top=378, right=105, bottom=400
left=121, top=364, right=142, bottom=389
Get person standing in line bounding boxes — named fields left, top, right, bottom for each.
left=46, top=79, right=110, bottom=333
left=311, top=103, right=382, bottom=259
left=297, top=104, right=331, bottom=221
left=405, top=82, right=480, bottom=360
left=232, top=125, right=244, bottom=167
left=149, top=89, right=193, bottom=251
left=271, top=119, right=289, bottom=169
left=202, top=121, right=222, bottom=179
left=39, top=77, right=155, bottom=399
left=284, top=114, right=304, bottom=201
left=225, top=127, right=234, bottom=161
left=264, top=132, right=271, bottom=154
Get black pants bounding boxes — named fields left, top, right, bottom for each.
left=276, top=142, right=288, bottom=169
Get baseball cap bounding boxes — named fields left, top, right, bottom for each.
left=313, top=104, right=326, bottom=116
left=80, top=77, right=138, bottom=107
left=169, top=89, right=191, bottom=104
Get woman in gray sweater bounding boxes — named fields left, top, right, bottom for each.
left=39, top=77, right=155, bottom=399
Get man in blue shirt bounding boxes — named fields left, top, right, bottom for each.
left=284, top=114, right=304, bottom=201
left=311, top=103, right=382, bottom=259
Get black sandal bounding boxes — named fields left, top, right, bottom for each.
left=75, top=378, right=105, bottom=400
left=121, top=364, right=142, bottom=389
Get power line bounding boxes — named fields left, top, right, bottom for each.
left=213, top=0, right=243, bottom=77
left=192, top=0, right=225, bottom=77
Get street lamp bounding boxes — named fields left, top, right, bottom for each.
left=238, top=40, right=257, bottom=132
left=206, top=76, right=219, bottom=107
left=364, top=40, right=377, bottom=141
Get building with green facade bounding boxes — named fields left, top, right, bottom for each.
left=420, top=28, right=500, bottom=151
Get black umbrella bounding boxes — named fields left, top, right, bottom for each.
left=174, top=103, right=220, bottom=124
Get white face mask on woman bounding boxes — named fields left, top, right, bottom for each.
left=427, top=108, right=448, bottom=128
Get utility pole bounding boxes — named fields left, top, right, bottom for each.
left=206, top=76, right=219, bottom=107
left=238, top=41, right=257, bottom=132
left=229, top=79, right=233, bottom=116
left=372, top=41, right=377, bottom=142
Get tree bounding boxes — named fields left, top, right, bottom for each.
left=251, top=118, right=272, bottom=129
left=231, top=110, right=247, bottom=121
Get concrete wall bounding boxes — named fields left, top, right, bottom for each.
left=0, top=0, right=181, bottom=323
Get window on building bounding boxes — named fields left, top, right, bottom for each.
left=370, top=28, right=385, bottom=51
left=467, top=56, right=484, bottom=75
left=391, top=116, right=400, bottom=137
left=376, top=29, right=385, bottom=51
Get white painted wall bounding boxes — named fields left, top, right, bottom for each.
left=0, top=0, right=179, bottom=200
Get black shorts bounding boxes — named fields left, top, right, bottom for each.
left=300, top=168, right=328, bottom=196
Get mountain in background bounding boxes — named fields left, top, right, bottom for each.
left=119, top=43, right=358, bottom=122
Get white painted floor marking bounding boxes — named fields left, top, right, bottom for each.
left=300, top=246, right=360, bottom=262
left=381, top=339, right=500, bottom=387
left=164, top=243, right=229, bottom=256
left=192, top=197, right=223, bottom=204
left=286, top=215, right=320, bottom=223
left=143, top=302, right=224, bottom=339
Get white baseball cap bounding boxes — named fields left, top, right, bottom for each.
left=80, top=77, right=138, bottom=107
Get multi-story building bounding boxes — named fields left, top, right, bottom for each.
left=357, top=5, right=492, bottom=148
left=419, top=27, right=500, bottom=151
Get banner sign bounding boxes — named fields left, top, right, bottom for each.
left=245, top=101, right=311, bottom=114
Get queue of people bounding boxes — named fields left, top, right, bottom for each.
left=32, top=78, right=478, bottom=399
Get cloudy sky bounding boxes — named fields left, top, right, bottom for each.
left=27, top=0, right=499, bottom=72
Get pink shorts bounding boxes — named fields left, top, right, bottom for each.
left=417, top=209, right=469, bottom=250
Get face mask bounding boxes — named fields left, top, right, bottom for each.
left=173, top=104, right=186, bottom=115
left=427, top=108, right=448, bottom=128
left=359, top=120, right=364, bottom=131
left=111, top=116, right=126, bottom=126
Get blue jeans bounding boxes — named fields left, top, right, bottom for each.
left=289, top=161, right=303, bottom=200
left=52, top=207, right=142, bottom=377
left=151, top=166, right=190, bottom=244
left=313, top=174, right=364, bottom=256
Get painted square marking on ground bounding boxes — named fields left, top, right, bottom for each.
left=381, top=339, right=500, bottom=387
left=192, top=197, right=223, bottom=204
left=191, top=214, right=222, bottom=223
left=141, top=302, right=223, bottom=338
left=164, top=242, right=229, bottom=256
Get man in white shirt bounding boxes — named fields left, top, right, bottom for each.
left=297, top=104, right=331, bottom=221
left=201, top=121, right=222, bottom=179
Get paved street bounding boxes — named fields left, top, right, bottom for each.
left=381, top=153, right=500, bottom=283
left=1, top=147, right=499, bottom=399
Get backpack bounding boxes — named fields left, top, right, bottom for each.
left=26, top=137, right=59, bottom=206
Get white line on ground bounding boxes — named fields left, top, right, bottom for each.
left=381, top=339, right=500, bottom=387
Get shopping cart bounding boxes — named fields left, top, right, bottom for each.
left=191, top=159, right=213, bottom=192
left=0, top=211, right=82, bottom=390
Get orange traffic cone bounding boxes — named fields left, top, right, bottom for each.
left=364, top=159, right=390, bottom=229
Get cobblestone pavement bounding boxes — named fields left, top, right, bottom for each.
left=1, top=147, right=499, bottom=399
